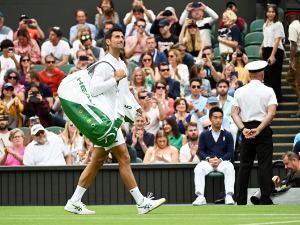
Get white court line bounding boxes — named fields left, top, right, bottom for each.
left=237, top=220, right=300, bottom=225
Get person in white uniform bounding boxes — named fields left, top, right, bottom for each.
left=64, top=27, right=165, bottom=215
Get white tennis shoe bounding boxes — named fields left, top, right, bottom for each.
left=64, top=200, right=95, bottom=215
left=137, top=193, right=166, bottom=215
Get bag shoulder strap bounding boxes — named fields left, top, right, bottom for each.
left=87, top=60, right=116, bottom=75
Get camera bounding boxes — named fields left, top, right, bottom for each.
left=202, top=53, right=207, bottom=58
left=192, top=3, right=201, bottom=8
left=24, top=19, right=32, bottom=24
left=0, top=115, right=9, bottom=121
left=79, top=55, right=89, bottom=61
left=237, top=52, right=243, bottom=57
left=29, top=91, right=40, bottom=103
left=30, top=117, right=37, bottom=125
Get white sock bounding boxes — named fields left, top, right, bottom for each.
left=129, top=187, right=144, bottom=205
left=70, top=185, right=87, bottom=202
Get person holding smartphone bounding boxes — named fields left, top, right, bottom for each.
left=230, top=45, right=250, bottom=85
left=221, top=63, right=243, bottom=97
left=0, top=39, right=20, bottom=79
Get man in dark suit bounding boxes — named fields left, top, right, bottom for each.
left=158, top=61, right=180, bottom=99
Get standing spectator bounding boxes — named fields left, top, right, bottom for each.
left=259, top=4, right=285, bottom=102
left=18, top=54, right=31, bottom=88
left=14, top=15, right=45, bottom=42
left=0, top=116, right=12, bottom=158
left=23, top=124, right=72, bottom=165
left=0, top=83, right=24, bottom=128
left=39, top=54, right=65, bottom=96
left=2, top=69, right=25, bottom=102
left=231, top=60, right=277, bottom=205
left=123, top=0, right=155, bottom=25
left=230, top=45, right=250, bottom=85
left=179, top=122, right=200, bottom=163
left=141, top=37, right=168, bottom=67
left=155, top=19, right=179, bottom=56
left=218, top=1, right=245, bottom=32
left=0, top=128, right=25, bottom=166
left=69, top=9, right=97, bottom=45
left=193, top=107, right=235, bottom=205
left=285, top=10, right=300, bottom=117
left=0, top=39, right=20, bottom=80
left=126, top=115, right=154, bottom=160
left=13, top=28, right=41, bottom=64
left=179, top=2, right=218, bottom=47
left=0, top=12, right=13, bottom=44
left=163, top=117, right=187, bottom=150
left=41, top=27, right=70, bottom=66
left=95, top=0, right=120, bottom=31
left=150, top=6, right=182, bottom=37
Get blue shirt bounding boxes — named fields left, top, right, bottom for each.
left=217, top=95, right=234, bottom=124
left=185, top=95, right=207, bottom=120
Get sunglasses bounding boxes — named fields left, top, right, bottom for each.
left=8, top=76, right=17, bottom=80
left=46, top=60, right=55, bottom=64
left=139, top=96, right=146, bottom=99
left=142, top=58, right=152, bottom=62
left=35, top=130, right=45, bottom=137
left=81, top=34, right=91, bottom=41
left=69, top=124, right=74, bottom=127
left=168, top=55, right=175, bottom=58
left=191, top=85, right=201, bottom=89
left=203, top=126, right=210, bottom=130
left=160, top=68, right=170, bottom=72
left=4, top=87, right=14, bottom=91
left=22, top=59, right=30, bottom=62
left=137, top=25, right=146, bottom=28
left=156, top=86, right=165, bottom=90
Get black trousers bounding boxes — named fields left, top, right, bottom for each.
left=237, top=121, right=274, bottom=205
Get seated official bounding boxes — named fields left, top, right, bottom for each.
left=193, top=107, right=235, bottom=205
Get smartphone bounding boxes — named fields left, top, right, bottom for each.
left=24, top=19, right=32, bottom=24
left=237, top=52, right=243, bottom=57
left=29, top=91, right=40, bottom=103
left=147, top=92, right=152, bottom=99
left=230, top=72, right=238, bottom=79
left=192, top=3, right=201, bottom=8
left=30, top=117, right=37, bottom=125
left=0, top=138, right=5, bottom=147
left=202, top=53, right=207, bottom=58
left=79, top=55, right=89, bottom=61
left=0, top=115, right=9, bottom=121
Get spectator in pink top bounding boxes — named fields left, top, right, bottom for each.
left=0, top=128, right=25, bottom=165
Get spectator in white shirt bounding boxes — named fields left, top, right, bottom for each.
left=0, top=12, right=13, bottom=44
left=180, top=122, right=200, bottom=163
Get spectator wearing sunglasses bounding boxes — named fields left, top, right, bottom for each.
left=80, top=34, right=104, bottom=62
left=1, top=69, right=25, bottom=102
left=23, top=124, right=72, bottom=165
left=18, top=54, right=31, bottom=88
left=41, top=26, right=70, bottom=66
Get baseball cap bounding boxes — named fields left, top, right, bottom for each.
left=2, top=83, right=14, bottom=90
left=31, top=124, right=46, bottom=136
left=163, top=6, right=175, bottom=16
left=245, top=60, right=268, bottom=73
left=0, top=12, right=4, bottom=18
left=207, top=97, right=219, bottom=104
left=158, top=19, right=170, bottom=27
left=19, top=14, right=28, bottom=21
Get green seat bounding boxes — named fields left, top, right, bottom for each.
left=19, top=127, right=29, bottom=135
left=245, top=45, right=260, bottom=61
left=32, top=64, right=46, bottom=72
left=57, top=64, right=75, bottom=76
left=135, top=157, right=143, bottom=163
left=242, top=21, right=248, bottom=37
left=250, top=19, right=264, bottom=33
left=213, top=47, right=221, bottom=62
left=207, top=171, right=224, bottom=178
left=244, top=32, right=263, bottom=47
left=211, top=24, right=216, bottom=36
left=46, top=126, right=64, bottom=135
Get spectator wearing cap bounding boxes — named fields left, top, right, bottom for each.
left=13, top=14, right=45, bottom=42
left=197, top=96, right=230, bottom=132
left=123, top=0, right=156, bottom=26
left=231, top=60, right=277, bottom=205
left=171, top=43, right=195, bottom=70
left=69, top=9, right=97, bottom=45
left=41, top=27, right=70, bottom=66
left=23, top=124, right=72, bottom=165
left=125, top=6, right=153, bottom=39
left=155, top=19, right=179, bottom=57
left=285, top=10, right=300, bottom=118
left=179, top=2, right=218, bottom=47
left=0, top=39, right=20, bottom=80
left=150, top=6, right=182, bottom=37
left=218, top=1, right=245, bottom=32
left=0, top=83, right=24, bottom=128
left=0, top=12, right=13, bottom=44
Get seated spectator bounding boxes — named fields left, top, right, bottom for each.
left=13, top=28, right=40, bottom=64
left=171, top=97, right=197, bottom=134
left=41, top=27, right=70, bottom=66
left=0, top=83, right=24, bottom=128
left=59, top=120, right=83, bottom=164
left=163, top=117, right=187, bottom=150
left=153, top=80, right=173, bottom=116
left=184, top=64, right=211, bottom=97
left=179, top=122, right=200, bottom=163
left=0, top=39, right=20, bottom=80
left=23, top=83, right=52, bottom=128
left=14, top=15, right=45, bottom=42
left=80, top=34, right=104, bottom=62
left=0, top=116, right=12, bottom=157
left=130, top=67, right=150, bottom=95
left=51, top=98, right=67, bottom=128
left=69, top=49, right=90, bottom=73
left=168, top=49, right=189, bottom=93
left=25, top=70, right=54, bottom=108
left=39, top=54, right=65, bottom=96
left=179, top=19, right=204, bottom=59
left=126, top=115, right=154, bottom=160
left=222, top=63, right=243, bottom=97
left=171, top=43, right=195, bottom=70
left=96, top=21, right=114, bottom=51
left=143, top=130, right=179, bottom=163
left=18, top=54, right=31, bottom=88
left=76, top=135, right=94, bottom=164
left=123, top=0, right=155, bottom=26
left=0, top=128, right=25, bottom=165
left=230, top=45, right=250, bottom=85
left=69, top=9, right=97, bottom=45
left=140, top=52, right=160, bottom=88
left=179, top=2, right=218, bottom=47
left=71, top=25, right=97, bottom=64
left=23, top=124, right=72, bottom=165
left=0, top=12, right=13, bottom=44
left=95, top=0, right=120, bottom=32
left=185, top=77, right=208, bottom=120
left=141, top=37, right=168, bottom=67
left=218, top=1, right=245, bottom=32
left=150, top=6, right=181, bottom=37
left=193, top=107, right=235, bottom=205
left=2, top=69, right=25, bottom=102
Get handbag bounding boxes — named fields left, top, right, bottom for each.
left=219, top=41, right=233, bottom=55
